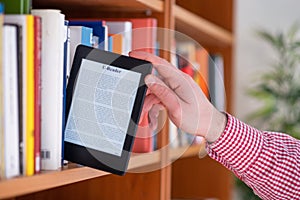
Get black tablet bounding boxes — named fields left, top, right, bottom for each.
left=64, top=45, right=152, bottom=175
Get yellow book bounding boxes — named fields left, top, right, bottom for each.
left=26, top=15, right=35, bottom=176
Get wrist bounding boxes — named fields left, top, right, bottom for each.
left=205, top=110, right=227, bottom=143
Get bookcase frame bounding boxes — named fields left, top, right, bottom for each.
left=0, top=0, right=234, bottom=199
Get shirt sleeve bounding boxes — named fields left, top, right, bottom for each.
left=206, top=113, right=300, bottom=199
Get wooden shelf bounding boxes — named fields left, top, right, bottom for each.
left=33, top=0, right=164, bottom=12
left=0, top=144, right=206, bottom=199
left=0, top=167, right=109, bottom=199
left=0, top=150, right=162, bottom=199
left=174, top=5, right=233, bottom=47
left=169, top=142, right=206, bottom=161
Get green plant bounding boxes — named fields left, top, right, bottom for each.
left=247, top=24, right=300, bottom=138
left=236, top=24, right=300, bottom=200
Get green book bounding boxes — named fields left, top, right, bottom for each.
left=1, top=0, right=31, bottom=14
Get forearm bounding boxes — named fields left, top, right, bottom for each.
left=207, top=114, right=300, bottom=199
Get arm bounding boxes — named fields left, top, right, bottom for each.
left=207, top=113, right=300, bottom=199
left=130, top=51, right=300, bottom=199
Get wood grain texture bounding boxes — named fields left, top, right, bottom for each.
left=171, top=156, right=233, bottom=200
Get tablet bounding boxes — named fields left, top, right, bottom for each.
left=64, top=45, right=152, bottom=175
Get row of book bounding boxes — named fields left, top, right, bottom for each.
left=0, top=1, right=225, bottom=179
left=168, top=40, right=225, bottom=148
left=0, top=2, right=158, bottom=179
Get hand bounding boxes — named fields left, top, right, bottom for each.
left=130, top=51, right=227, bottom=143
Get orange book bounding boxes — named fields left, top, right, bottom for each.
left=195, top=48, right=209, bottom=98
left=109, top=33, right=123, bottom=54
left=105, top=18, right=157, bottom=54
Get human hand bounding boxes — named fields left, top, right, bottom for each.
left=130, top=51, right=227, bottom=143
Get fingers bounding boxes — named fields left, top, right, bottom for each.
left=148, top=103, right=165, bottom=130
left=140, top=94, right=161, bottom=121
left=145, top=74, right=180, bottom=115
left=129, top=51, right=186, bottom=89
left=129, top=51, right=171, bottom=66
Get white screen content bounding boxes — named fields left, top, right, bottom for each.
left=65, top=58, right=141, bottom=156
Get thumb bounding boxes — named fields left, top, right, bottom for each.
left=145, top=74, right=180, bottom=117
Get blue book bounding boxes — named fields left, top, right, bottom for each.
left=69, top=25, right=93, bottom=77
left=108, top=35, right=113, bottom=52
left=69, top=20, right=106, bottom=50
left=62, top=20, right=70, bottom=165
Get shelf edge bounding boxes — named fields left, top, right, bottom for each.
left=0, top=167, right=109, bottom=199
left=174, top=5, right=233, bottom=46
left=136, top=0, right=164, bottom=12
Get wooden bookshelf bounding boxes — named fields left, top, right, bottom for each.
left=1, top=0, right=234, bottom=199
left=174, top=4, right=233, bottom=47
left=34, top=0, right=164, bottom=12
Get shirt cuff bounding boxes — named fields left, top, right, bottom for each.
left=206, top=113, right=264, bottom=176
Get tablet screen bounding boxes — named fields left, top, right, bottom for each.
left=65, top=58, right=141, bottom=157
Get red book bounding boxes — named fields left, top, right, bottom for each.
left=105, top=18, right=157, bottom=153
left=132, top=111, right=153, bottom=153
left=129, top=18, right=157, bottom=54
left=33, top=16, right=42, bottom=174
left=195, top=48, right=209, bottom=98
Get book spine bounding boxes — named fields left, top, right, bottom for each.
left=25, top=15, right=35, bottom=176
left=62, top=20, right=70, bottom=165
left=3, top=24, right=20, bottom=178
left=31, top=9, right=65, bottom=170
left=33, top=16, right=42, bottom=174
left=0, top=3, right=4, bottom=179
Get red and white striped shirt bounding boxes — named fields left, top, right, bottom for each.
left=207, top=113, right=300, bottom=199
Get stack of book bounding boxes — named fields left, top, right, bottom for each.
left=0, top=0, right=158, bottom=180
left=169, top=40, right=225, bottom=148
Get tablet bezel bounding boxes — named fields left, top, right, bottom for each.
left=64, top=45, right=152, bottom=175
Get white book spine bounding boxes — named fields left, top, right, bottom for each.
left=4, top=15, right=28, bottom=175
left=31, top=9, right=65, bottom=170
left=3, top=25, right=20, bottom=178
left=106, top=21, right=132, bottom=55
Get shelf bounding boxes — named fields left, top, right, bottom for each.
left=0, top=166, right=109, bottom=199
left=0, top=150, right=161, bottom=199
left=33, top=0, right=164, bottom=12
left=169, top=142, right=206, bottom=161
left=0, top=143, right=206, bottom=199
left=174, top=5, right=233, bottom=47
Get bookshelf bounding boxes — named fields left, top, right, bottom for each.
left=0, top=0, right=234, bottom=199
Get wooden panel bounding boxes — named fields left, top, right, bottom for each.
left=174, top=5, right=233, bottom=47
left=0, top=167, right=109, bottom=199
left=32, top=0, right=163, bottom=12
left=171, top=156, right=233, bottom=200
left=16, top=170, right=162, bottom=200
left=176, top=0, right=233, bottom=31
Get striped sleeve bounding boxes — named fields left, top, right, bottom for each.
left=206, top=113, right=300, bottom=199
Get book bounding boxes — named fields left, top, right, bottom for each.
left=209, top=54, right=225, bottom=111
left=127, top=18, right=157, bottom=152
left=195, top=48, right=209, bottom=98
left=109, top=33, right=123, bottom=54
left=33, top=16, right=42, bottom=174
left=5, top=14, right=31, bottom=175
left=69, top=25, right=93, bottom=77
left=0, top=3, right=4, bottom=179
left=25, top=14, right=35, bottom=176
left=62, top=20, right=70, bottom=165
left=3, top=24, right=20, bottom=179
left=1, top=0, right=31, bottom=14
left=116, top=18, right=157, bottom=54
left=106, top=21, right=132, bottom=55
left=31, top=9, right=65, bottom=170
left=69, top=20, right=107, bottom=50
